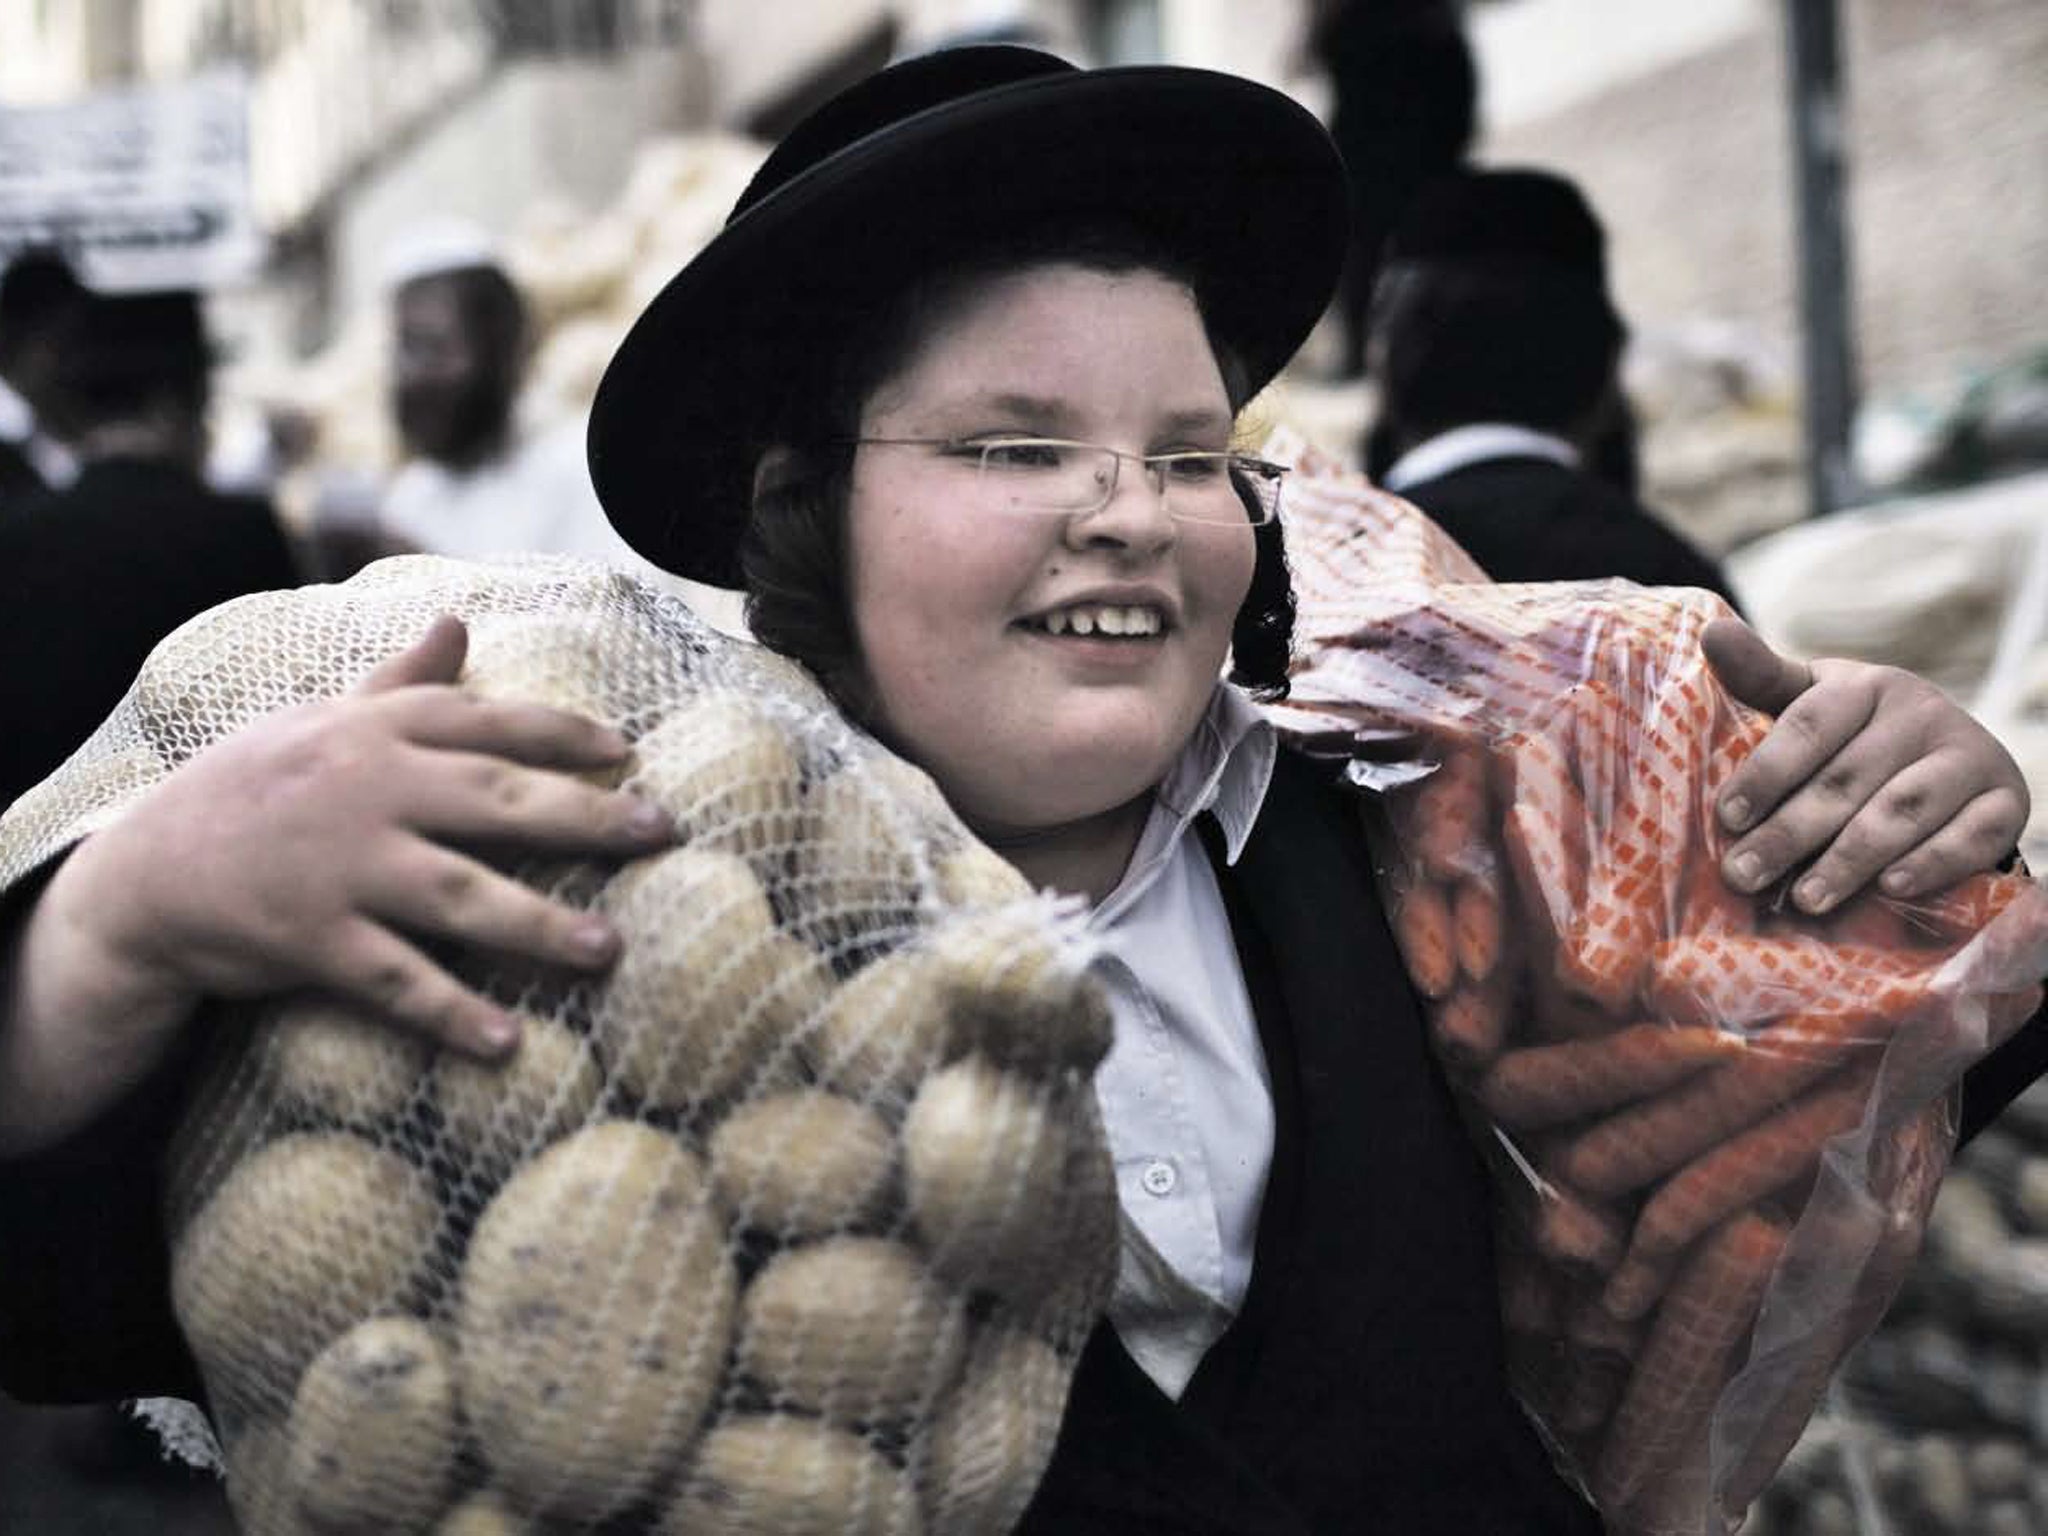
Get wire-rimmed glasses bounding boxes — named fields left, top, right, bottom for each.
left=851, top=437, right=1286, bottom=526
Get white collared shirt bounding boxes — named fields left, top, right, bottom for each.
left=1088, top=683, right=1279, bottom=1398
left=1380, top=421, right=1581, bottom=494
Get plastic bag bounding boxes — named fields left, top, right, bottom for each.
left=0, top=553, right=1118, bottom=1535
left=1264, top=433, right=2048, bottom=1536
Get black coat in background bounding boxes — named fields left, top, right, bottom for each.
left=0, top=456, right=300, bottom=811
left=1397, top=453, right=1746, bottom=616
left=0, top=434, right=46, bottom=504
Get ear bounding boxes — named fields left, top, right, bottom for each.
left=751, top=445, right=803, bottom=509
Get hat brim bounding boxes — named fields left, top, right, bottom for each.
left=588, top=64, right=1350, bottom=588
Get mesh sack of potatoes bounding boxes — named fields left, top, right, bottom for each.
left=0, top=553, right=1118, bottom=1536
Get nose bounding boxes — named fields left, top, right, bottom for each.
left=1063, top=450, right=1176, bottom=556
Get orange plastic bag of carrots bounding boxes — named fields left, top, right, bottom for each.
left=1263, top=433, right=2048, bottom=1536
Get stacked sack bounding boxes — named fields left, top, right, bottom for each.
left=1265, top=431, right=2048, bottom=1536
left=1, top=554, right=1117, bottom=1536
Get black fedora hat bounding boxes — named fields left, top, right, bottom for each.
left=587, top=45, right=1351, bottom=588
left=1385, top=167, right=1612, bottom=289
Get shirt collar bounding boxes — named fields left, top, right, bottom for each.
left=1096, top=683, right=1276, bottom=923
left=1381, top=422, right=1582, bottom=493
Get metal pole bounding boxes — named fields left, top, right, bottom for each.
left=1784, top=0, right=1862, bottom=516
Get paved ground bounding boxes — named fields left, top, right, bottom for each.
left=0, top=1396, right=237, bottom=1535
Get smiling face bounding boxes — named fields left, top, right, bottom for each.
left=842, top=262, right=1256, bottom=842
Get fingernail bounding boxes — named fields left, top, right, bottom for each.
left=1730, top=851, right=1763, bottom=890
left=596, top=726, right=631, bottom=756
left=575, top=918, right=617, bottom=958
left=628, top=799, right=672, bottom=838
left=1795, top=875, right=1832, bottom=913
left=1881, top=867, right=1915, bottom=897
left=480, top=1011, right=521, bottom=1051
left=1721, top=795, right=1753, bottom=832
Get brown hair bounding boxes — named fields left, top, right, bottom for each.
left=738, top=224, right=1295, bottom=723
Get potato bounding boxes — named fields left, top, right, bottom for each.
left=628, top=692, right=814, bottom=874
left=736, top=1236, right=965, bottom=1423
left=132, top=605, right=328, bottom=763
left=925, top=910, right=1113, bottom=1076
left=921, top=1323, right=1068, bottom=1533
left=54, top=739, right=164, bottom=826
left=284, top=1316, right=459, bottom=1533
left=901, top=1059, right=1076, bottom=1304
left=662, top=1414, right=921, bottom=1536
left=458, top=1121, right=737, bottom=1522
left=222, top=1420, right=308, bottom=1536
left=708, top=1089, right=896, bottom=1240
left=433, top=1489, right=535, bottom=1535
left=172, top=1133, right=441, bottom=1421
left=1025, top=1090, right=1121, bottom=1345
left=806, top=943, right=957, bottom=1112
left=788, top=760, right=937, bottom=932
left=460, top=613, right=643, bottom=744
left=163, top=1011, right=277, bottom=1237
left=930, top=838, right=1032, bottom=910
left=263, top=994, right=431, bottom=1127
left=593, top=848, right=831, bottom=1110
left=432, top=1013, right=603, bottom=1183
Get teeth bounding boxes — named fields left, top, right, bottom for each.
left=1035, top=604, right=1163, bottom=638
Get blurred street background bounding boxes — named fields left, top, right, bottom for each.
left=1, top=2, right=2044, bottom=1533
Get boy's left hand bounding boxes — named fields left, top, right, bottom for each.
left=1701, top=618, right=2029, bottom=913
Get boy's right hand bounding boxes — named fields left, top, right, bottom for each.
left=77, top=614, right=674, bottom=1057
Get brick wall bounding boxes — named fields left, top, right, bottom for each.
left=1481, top=0, right=2048, bottom=401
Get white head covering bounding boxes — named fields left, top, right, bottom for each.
left=378, top=215, right=504, bottom=291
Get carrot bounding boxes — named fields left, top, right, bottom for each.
left=1499, top=1249, right=1563, bottom=1338
left=1452, top=875, right=1505, bottom=981
left=1527, top=963, right=1628, bottom=1044
left=1903, top=869, right=2032, bottom=943
left=1622, top=1067, right=1875, bottom=1270
left=1814, top=894, right=1918, bottom=952
left=1550, top=1293, right=1649, bottom=1439
left=1496, top=728, right=1589, bottom=926
left=1410, top=749, right=1490, bottom=882
left=1645, top=933, right=1925, bottom=1031
left=1561, top=668, right=1722, bottom=1013
left=1431, top=976, right=1511, bottom=1074
left=1720, top=1178, right=1928, bottom=1516
left=1531, top=1184, right=1627, bottom=1274
left=1476, top=1023, right=1743, bottom=1131
left=1565, top=678, right=1627, bottom=834
left=1393, top=879, right=1459, bottom=1000
left=1674, top=828, right=1759, bottom=939
left=1554, top=1006, right=1894, bottom=1198
left=1598, top=1252, right=1673, bottom=1324
left=1592, top=1212, right=1785, bottom=1516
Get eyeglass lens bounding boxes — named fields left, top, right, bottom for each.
left=976, top=442, right=1279, bottom=524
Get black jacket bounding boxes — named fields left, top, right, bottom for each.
left=0, top=433, right=46, bottom=504
left=1397, top=454, right=1745, bottom=616
left=0, top=456, right=299, bottom=811
left=1021, top=749, right=1605, bottom=1533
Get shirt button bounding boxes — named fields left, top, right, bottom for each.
left=1140, top=1159, right=1178, bottom=1197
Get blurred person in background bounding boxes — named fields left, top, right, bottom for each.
left=1367, top=167, right=1744, bottom=611
left=372, top=220, right=639, bottom=564
left=347, top=221, right=746, bottom=631
left=1304, top=0, right=1477, bottom=381
left=0, top=287, right=300, bottom=810
left=0, top=248, right=86, bottom=505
